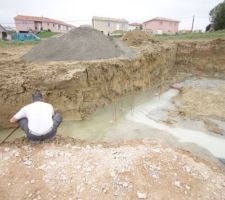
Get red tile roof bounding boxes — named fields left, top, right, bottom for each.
left=14, top=15, right=74, bottom=27
left=144, top=17, right=180, bottom=24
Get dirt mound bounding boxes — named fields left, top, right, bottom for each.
left=23, top=27, right=132, bottom=62
left=122, top=30, right=157, bottom=46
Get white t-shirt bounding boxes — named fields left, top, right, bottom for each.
left=14, top=101, right=54, bottom=136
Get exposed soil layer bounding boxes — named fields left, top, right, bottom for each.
left=1, top=138, right=225, bottom=200
left=122, top=30, right=157, bottom=46
left=23, top=27, right=134, bottom=62
left=0, top=41, right=178, bottom=128
left=1, top=39, right=225, bottom=129
left=173, top=86, right=225, bottom=121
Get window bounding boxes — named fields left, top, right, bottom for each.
left=47, top=23, right=50, bottom=26
left=108, top=22, right=110, bottom=27
left=159, top=21, right=163, bottom=25
left=53, top=23, right=55, bottom=27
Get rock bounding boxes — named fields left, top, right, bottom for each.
left=185, top=185, right=191, bottom=190
left=174, top=181, right=181, bottom=188
left=215, top=184, right=222, bottom=189
left=23, top=159, right=32, bottom=166
left=123, top=182, right=129, bottom=188
left=77, top=165, right=81, bottom=169
left=4, top=147, right=10, bottom=152
left=14, top=152, right=20, bottom=157
left=152, top=148, right=160, bottom=153
left=114, top=191, right=119, bottom=196
left=183, top=166, right=191, bottom=172
left=152, top=174, right=159, bottom=179
left=137, top=192, right=147, bottom=199
left=85, top=167, right=92, bottom=172
left=50, top=161, right=56, bottom=166
left=30, top=180, right=35, bottom=184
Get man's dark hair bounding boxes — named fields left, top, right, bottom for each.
left=32, top=90, right=43, bottom=102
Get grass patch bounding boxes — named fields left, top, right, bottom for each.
left=37, top=31, right=59, bottom=38
left=0, top=40, right=39, bottom=48
left=156, top=30, right=225, bottom=41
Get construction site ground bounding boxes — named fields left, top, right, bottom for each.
left=1, top=32, right=225, bottom=200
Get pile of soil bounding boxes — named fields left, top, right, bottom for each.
left=23, top=27, right=132, bottom=62
left=122, top=30, right=157, bottom=46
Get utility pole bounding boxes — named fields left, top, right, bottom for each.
left=191, top=15, right=195, bottom=32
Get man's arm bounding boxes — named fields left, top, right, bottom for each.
left=9, top=107, right=26, bottom=124
left=10, top=117, right=18, bottom=123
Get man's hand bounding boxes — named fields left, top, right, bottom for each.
left=10, top=117, right=18, bottom=123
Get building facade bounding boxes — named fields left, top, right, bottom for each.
left=0, top=24, right=15, bottom=40
left=128, top=23, right=142, bottom=31
left=92, top=16, right=128, bottom=35
left=14, top=15, right=74, bottom=33
left=0, top=24, right=7, bottom=40
left=143, top=17, right=179, bottom=34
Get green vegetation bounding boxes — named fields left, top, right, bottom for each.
left=210, top=0, right=225, bottom=30
left=0, top=40, right=39, bottom=48
left=37, top=31, right=59, bottom=38
left=156, top=30, right=225, bottom=41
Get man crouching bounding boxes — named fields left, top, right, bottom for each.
left=10, top=90, right=62, bottom=141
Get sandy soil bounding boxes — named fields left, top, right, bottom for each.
left=172, top=81, right=225, bottom=135
left=0, top=138, right=225, bottom=200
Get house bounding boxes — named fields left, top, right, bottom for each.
left=14, top=15, right=74, bottom=33
left=92, top=16, right=128, bottom=35
left=0, top=24, right=7, bottom=40
left=128, top=23, right=142, bottom=31
left=143, top=17, right=180, bottom=34
left=0, top=24, right=15, bottom=40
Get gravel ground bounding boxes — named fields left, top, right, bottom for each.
left=0, top=138, right=225, bottom=200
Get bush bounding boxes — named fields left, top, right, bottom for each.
left=210, top=1, right=225, bottom=30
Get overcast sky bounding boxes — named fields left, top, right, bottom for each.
left=0, top=0, right=222, bottom=30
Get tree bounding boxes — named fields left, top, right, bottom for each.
left=210, top=0, right=225, bottom=30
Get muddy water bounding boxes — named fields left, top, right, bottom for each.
left=1, top=78, right=225, bottom=160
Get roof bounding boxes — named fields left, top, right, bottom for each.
left=0, top=24, right=6, bottom=32
left=129, top=23, right=142, bottom=26
left=144, top=17, right=180, bottom=24
left=14, top=15, right=74, bottom=27
left=92, top=16, right=128, bottom=23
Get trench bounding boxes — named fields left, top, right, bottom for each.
left=1, top=77, right=225, bottom=163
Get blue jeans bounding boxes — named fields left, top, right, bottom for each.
left=18, top=113, right=62, bottom=141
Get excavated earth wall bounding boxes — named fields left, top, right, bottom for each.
left=1, top=39, right=225, bottom=128
left=175, top=39, right=225, bottom=75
